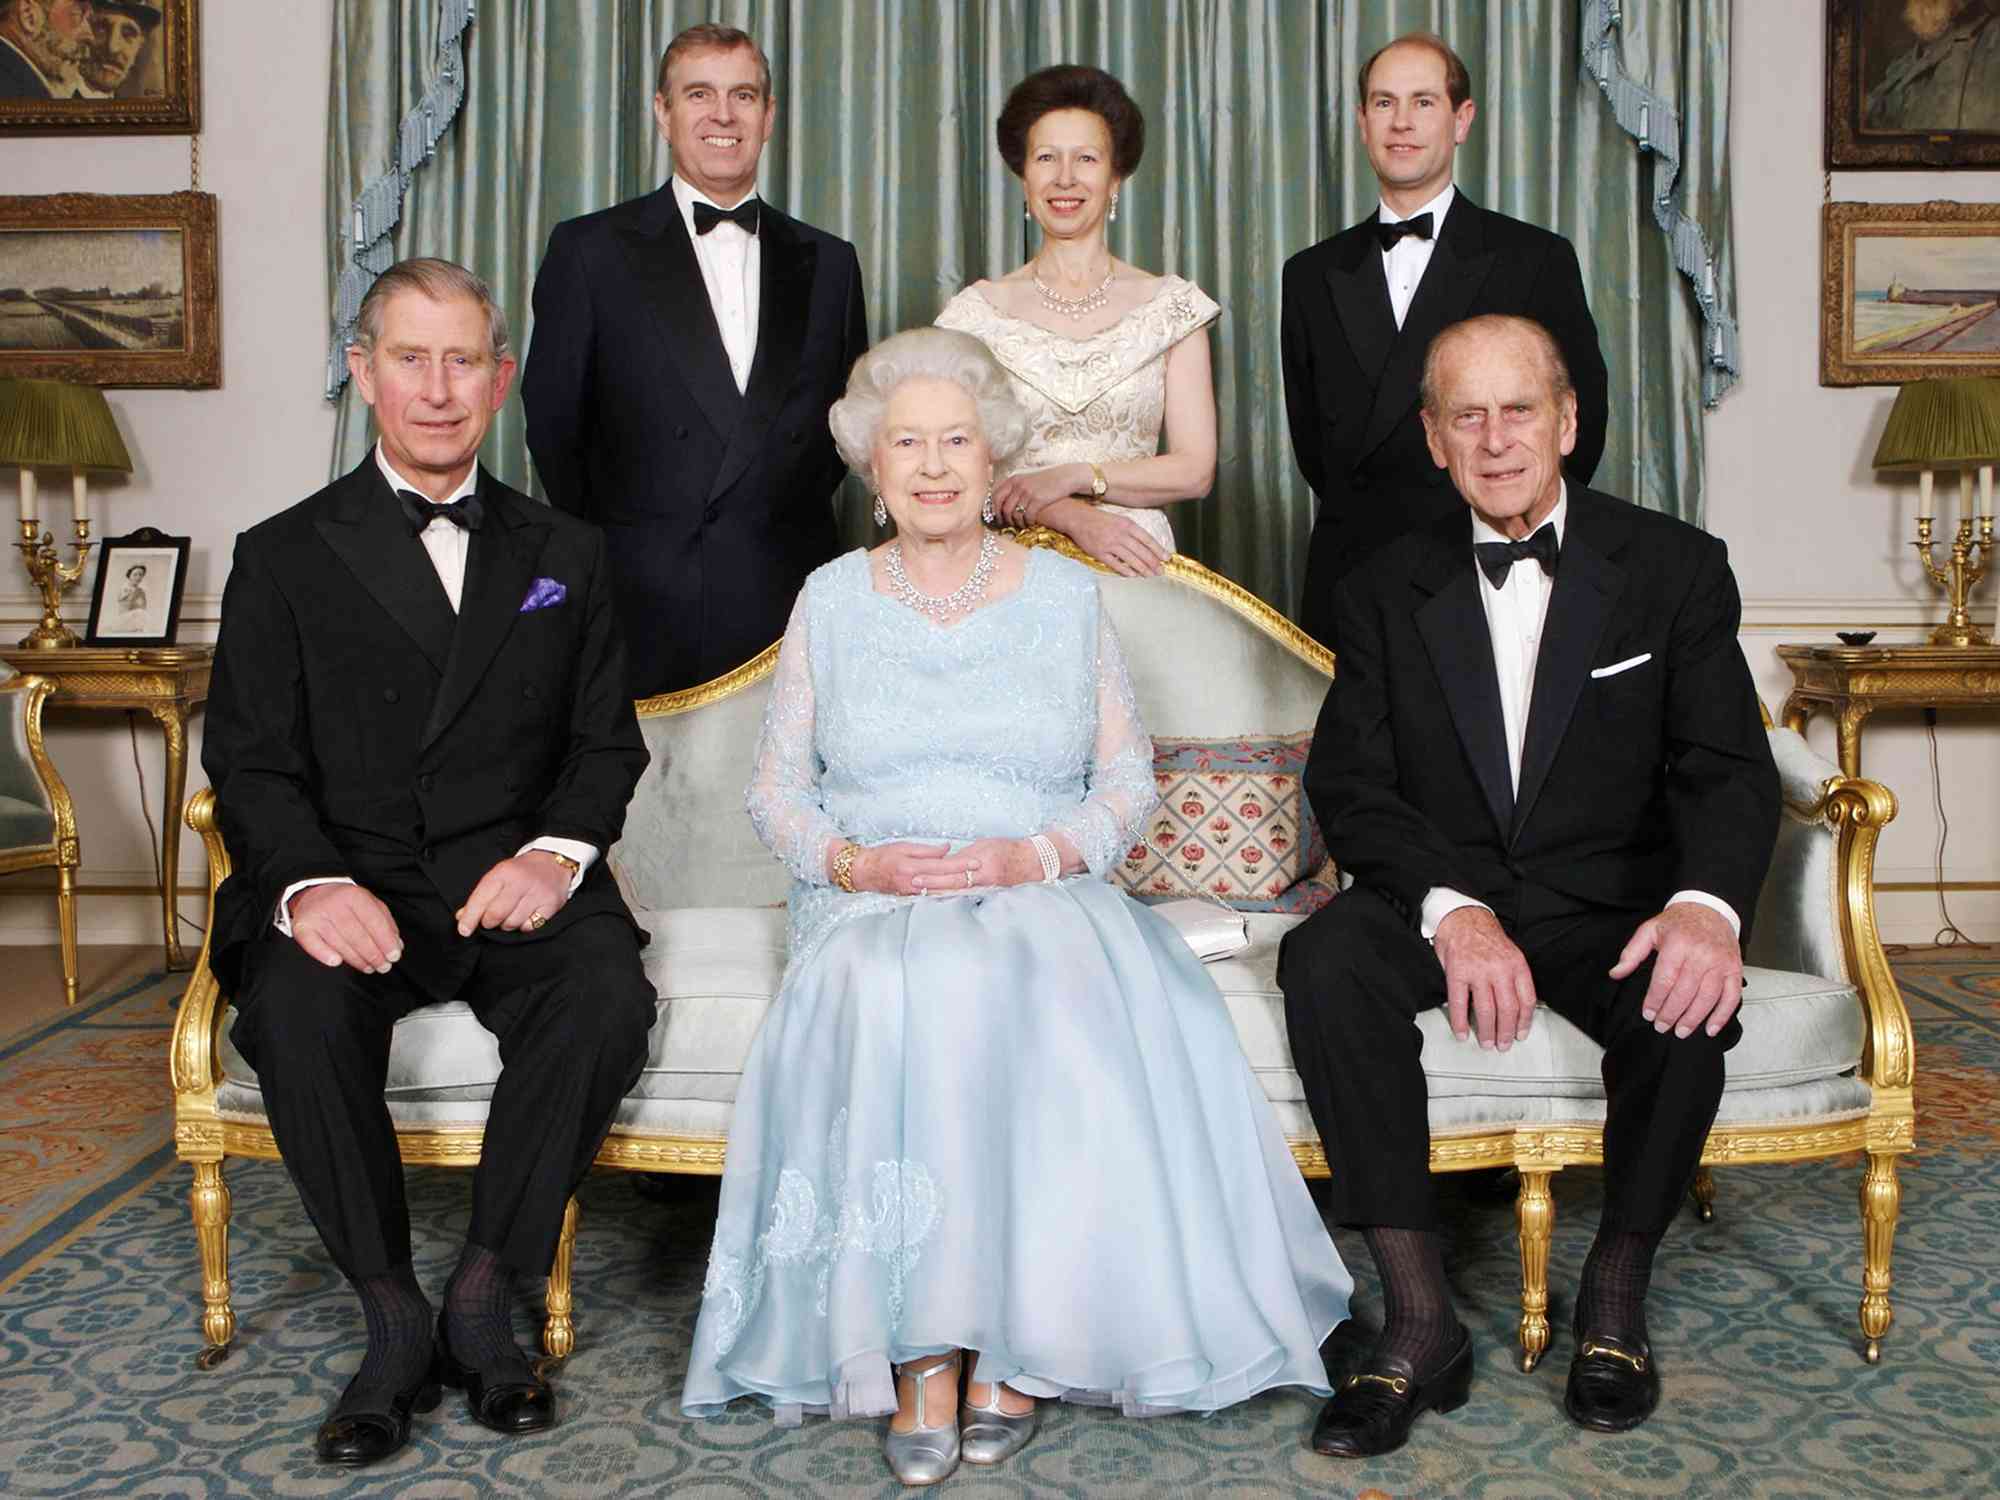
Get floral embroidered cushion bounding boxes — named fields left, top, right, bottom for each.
left=1112, top=734, right=1339, bottom=914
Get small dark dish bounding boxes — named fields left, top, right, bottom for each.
left=1835, top=631, right=1877, bottom=646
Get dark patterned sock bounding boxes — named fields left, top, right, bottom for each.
left=442, top=1242, right=536, bottom=1381
left=1361, top=1226, right=1464, bottom=1378
left=1576, top=1227, right=1665, bottom=1348
left=333, top=1264, right=434, bottom=1415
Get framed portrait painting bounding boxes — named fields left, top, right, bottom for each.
left=1826, top=0, right=2000, bottom=167
left=85, top=527, right=189, bottom=646
left=1821, top=200, right=2000, bottom=385
left=0, top=0, right=198, bottom=134
left=0, top=191, right=219, bottom=388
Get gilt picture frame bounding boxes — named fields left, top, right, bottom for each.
left=1821, top=200, right=2000, bottom=386
left=0, top=0, right=199, bottom=135
left=1826, top=0, right=2000, bottom=168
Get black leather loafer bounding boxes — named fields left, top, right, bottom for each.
left=1564, top=1331, right=1660, bottom=1432
left=314, top=1354, right=442, bottom=1466
left=437, top=1319, right=556, bottom=1436
left=1309, top=1326, right=1473, bottom=1458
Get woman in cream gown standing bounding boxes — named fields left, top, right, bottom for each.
left=936, top=65, right=1219, bottom=577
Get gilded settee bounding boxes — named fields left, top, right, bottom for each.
left=168, top=538, right=1914, bottom=1375
left=0, top=668, right=79, bottom=1006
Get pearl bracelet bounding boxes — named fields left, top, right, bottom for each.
left=1028, top=833, right=1061, bottom=883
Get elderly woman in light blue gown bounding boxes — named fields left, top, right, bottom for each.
left=680, top=327, right=1350, bottom=1486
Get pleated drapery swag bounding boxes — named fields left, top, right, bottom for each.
left=326, top=1, right=1734, bottom=619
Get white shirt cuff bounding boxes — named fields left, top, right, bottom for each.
left=274, top=876, right=356, bottom=935
left=1667, top=889, right=1741, bottom=939
left=1421, top=887, right=1492, bottom=943
left=519, top=837, right=598, bottom=894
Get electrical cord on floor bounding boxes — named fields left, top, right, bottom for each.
left=127, top=711, right=205, bottom=938
left=1923, top=706, right=1986, bottom=950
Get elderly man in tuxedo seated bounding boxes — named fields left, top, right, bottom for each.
left=203, top=257, right=655, bottom=1467
left=1278, top=314, right=1777, bottom=1457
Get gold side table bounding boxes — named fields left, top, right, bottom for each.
left=1777, top=643, right=2000, bottom=778
left=0, top=645, right=212, bottom=972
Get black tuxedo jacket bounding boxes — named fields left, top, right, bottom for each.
left=521, top=186, right=869, bottom=698
left=1305, top=488, right=1777, bottom=933
left=202, top=460, right=648, bottom=996
left=1282, top=194, right=1609, bottom=646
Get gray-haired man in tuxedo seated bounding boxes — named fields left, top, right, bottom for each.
left=1279, top=314, right=1777, bottom=1455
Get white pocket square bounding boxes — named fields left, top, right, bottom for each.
left=1591, top=653, right=1653, bottom=679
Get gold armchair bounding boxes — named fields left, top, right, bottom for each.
left=0, top=670, right=79, bottom=1005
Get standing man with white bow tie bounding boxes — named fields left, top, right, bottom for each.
left=1281, top=30, right=1609, bottom=650
left=1278, top=313, right=1776, bottom=1457
left=522, top=22, right=869, bottom=699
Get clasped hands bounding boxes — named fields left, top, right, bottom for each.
left=841, top=838, right=1047, bottom=896
left=989, top=465, right=1168, bottom=578
left=286, top=850, right=576, bottom=973
left=1431, top=901, right=1743, bottom=1052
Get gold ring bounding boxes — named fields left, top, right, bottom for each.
left=527, top=911, right=547, bottom=931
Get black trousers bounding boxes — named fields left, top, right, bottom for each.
left=1277, top=887, right=1739, bottom=1236
left=231, top=908, right=656, bottom=1281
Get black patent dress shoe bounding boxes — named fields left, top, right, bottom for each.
left=314, top=1352, right=443, bottom=1466
left=1309, top=1327, right=1473, bottom=1458
left=1564, top=1331, right=1660, bottom=1432
left=437, top=1318, right=556, bottom=1435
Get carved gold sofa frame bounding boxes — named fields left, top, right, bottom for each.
left=0, top=670, right=79, bottom=1006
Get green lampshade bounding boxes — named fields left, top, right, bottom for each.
left=1872, top=376, right=2000, bottom=471
left=0, top=378, right=133, bottom=472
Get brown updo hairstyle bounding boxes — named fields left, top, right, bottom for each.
left=995, top=65, right=1146, bottom=179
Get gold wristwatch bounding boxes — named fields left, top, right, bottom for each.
left=1088, top=462, right=1109, bottom=498
left=542, top=850, right=582, bottom=880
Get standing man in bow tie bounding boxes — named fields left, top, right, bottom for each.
left=522, top=22, right=869, bottom=699
left=1278, top=314, right=1775, bottom=1455
left=1281, top=31, right=1608, bottom=648
left=205, top=258, right=657, bottom=1466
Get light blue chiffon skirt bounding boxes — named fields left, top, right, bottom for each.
left=681, top=880, right=1352, bottom=1422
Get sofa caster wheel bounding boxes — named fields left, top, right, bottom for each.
left=195, top=1343, right=231, bottom=1371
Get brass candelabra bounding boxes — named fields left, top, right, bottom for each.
left=17, top=515, right=93, bottom=650
left=1913, top=512, right=1995, bottom=647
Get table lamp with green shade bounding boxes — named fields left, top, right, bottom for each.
left=1872, top=375, right=2000, bottom=648
left=0, top=378, right=133, bottom=649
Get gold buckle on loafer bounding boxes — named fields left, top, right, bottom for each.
left=1342, top=1373, right=1410, bottom=1395
left=1579, top=1341, right=1647, bottom=1373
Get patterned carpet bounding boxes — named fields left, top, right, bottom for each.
left=0, top=959, right=1995, bottom=1498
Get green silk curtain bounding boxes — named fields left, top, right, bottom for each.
left=328, top=1, right=1731, bottom=619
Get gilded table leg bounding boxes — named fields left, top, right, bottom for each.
left=542, top=1196, right=580, bottom=1362
left=1836, top=703, right=1872, bottom=780
left=1516, top=1169, right=1555, bottom=1373
left=1779, top=692, right=1810, bottom=737
left=190, top=1160, right=234, bottom=1366
left=55, top=863, right=77, bottom=1006
left=1691, top=1166, right=1717, bottom=1223
left=145, top=703, right=192, bottom=971
left=1860, top=1151, right=1901, bottom=1364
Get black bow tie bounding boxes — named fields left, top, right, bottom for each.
left=1375, top=211, right=1434, bottom=252
left=397, top=487, right=484, bottom=536
left=692, top=198, right=760, bottom=236
left=1474, top=522, right=1560, bottom=587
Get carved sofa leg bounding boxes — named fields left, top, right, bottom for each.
left=542, top=1196, right=580, bottom=1362
left=1691, top=1166, right=1717, bottom=1223
left=190, top=1160, right=234, bottom=1367
left=1860, top=1150, right=1900, bottom=1363
left=1516, top=1169, right=1556, bottom=1373
left=56, top=864, right=78, bottom=1007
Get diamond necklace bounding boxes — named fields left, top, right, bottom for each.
left=885, top=532, right=1001, bottom=619
left=1032, top=263, right=1115, bottom=320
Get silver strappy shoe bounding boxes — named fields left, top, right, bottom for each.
left=960, top=1378, right=1038, bottom=1466
left=884, top=1353, right=962, bottom=1487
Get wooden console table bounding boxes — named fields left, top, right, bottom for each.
left=1776, top=643, right=2000, bottom=778
left=0, top=645, right=212, bottom=972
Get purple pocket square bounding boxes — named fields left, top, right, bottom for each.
left=519, top=577, right=567, bottom=612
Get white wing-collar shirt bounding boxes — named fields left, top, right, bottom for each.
left=1380, top=182, right=1456, bottom=330
left=672, top=172, right=761, bottom=394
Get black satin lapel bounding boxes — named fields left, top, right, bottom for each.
left=314, top=468, right=454, bottom=674
left=711, top=214, right=816, bottom=501
left=1415, top=551, right=1514, bottom=838
left=625, top=198, right=743, bottom=445
left=1327, top=247, right=1397, bottom=389
left=1358, top=232, right=1499, bottom=463
left=420, top=500, right=546, bottom=749
left=1510, top=536, right=1624, bottom=839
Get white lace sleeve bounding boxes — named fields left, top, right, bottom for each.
left=744, top=591, right=843, bottom=884
left=1045, top=604, right=1158, bottom=877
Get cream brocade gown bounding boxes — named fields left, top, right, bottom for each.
left=935, top=276, right=1223, bottom=554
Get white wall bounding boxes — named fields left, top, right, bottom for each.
left=0, top=0, right=337, bottom=949
left=1709, top=1, right=2000, bottom=944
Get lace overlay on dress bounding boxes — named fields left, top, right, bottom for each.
left=935, top=276, right=1222, bottom=553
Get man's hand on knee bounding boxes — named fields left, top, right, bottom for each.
left=1611, top=902, right=1743, bottom=1040
left=456, top=852, right=572, bottom=937
left=288, top=884, right=403, bottom=973
left=1433, top=906, right=1538, bottom=1051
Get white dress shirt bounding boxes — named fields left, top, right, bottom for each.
left=672, top=173, right=761, bottom=394
left=273, top=445, right=596, bottom=934
left=1380, top=183, right=1456, bottom=330
left=1419, top=485, right=1739, bottom=942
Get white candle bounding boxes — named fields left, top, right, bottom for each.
left=1918, top=467, right=1934, bottom=521
left=1959, top=469, right=1974, bottom=522
left=17, top=467, right=35, bottom=526
left=70, top=467, right=89, bottom=524
left=1981, top=463, right=1994, bottom=519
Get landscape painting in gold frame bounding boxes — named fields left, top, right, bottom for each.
left=1821, top=200, right=2000, bottom=388
left=0, top=0, right=199, bottom=134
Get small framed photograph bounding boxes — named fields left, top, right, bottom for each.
left=1826, top=0, right=2000, bottom=169
left=86, top=526, right=188, bottom=645
left=1821, top=200, right=2000, bottom=386
left=0, top=191, right=218, bottom=387
left=0, top=0, right=200, bottom=135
